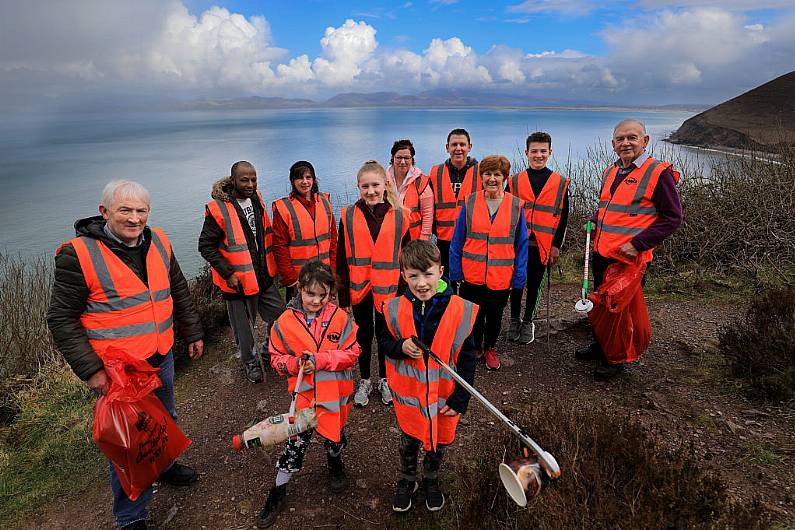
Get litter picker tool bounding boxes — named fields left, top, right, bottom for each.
left=410, top=337, right=560, bottom=505
left=575, top=221, right=594, bottom=313
left=545, top=263, right=551, bottom=353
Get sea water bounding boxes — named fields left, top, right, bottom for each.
left=0, top=107, right=695, bottom=276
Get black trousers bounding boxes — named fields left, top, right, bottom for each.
left=399, top=431, right=448, bottom=481
left=276, top=429, right=347, bottom=473
left=510, top=245, right=547, bottom=322
left=459, top=282, right=511, bottom=349
left=437, top=238, right=451, bottom=275
left=352, top=291, right=387, bottom=379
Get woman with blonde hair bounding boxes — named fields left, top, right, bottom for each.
left=336, top=160, right=411, bottom=407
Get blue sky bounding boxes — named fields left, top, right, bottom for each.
left=1, top=0, right=794, bottom=108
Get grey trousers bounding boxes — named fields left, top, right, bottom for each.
left=226, top=283, right=286, bottom=364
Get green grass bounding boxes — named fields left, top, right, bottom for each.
left=743, top=442, right=782, bottom=466
left=0, top=366, right=104, bottom=526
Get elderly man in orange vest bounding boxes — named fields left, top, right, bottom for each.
left=199, top=161, right=286, bottom=383
left=577, top=119, right=682, bottom=380
left=48, top=180, right=204, bottom=530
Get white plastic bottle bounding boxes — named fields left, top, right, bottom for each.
left=232, top=408, right=318, bottom=450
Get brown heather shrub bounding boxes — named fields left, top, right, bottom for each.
left=172, top=264, right=228, bottom=357
left=719, top=286, right=795, bottom=403
left=447, top=401, right=768, bottom=530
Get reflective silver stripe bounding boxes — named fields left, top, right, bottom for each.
left=82, top=237, right=119, bottom=298
left=503, top=195, right=521, bottom=246
left=85, top=290, right=151, bottom=313
left=487, top=258, right=515, bottom=266
left=291, top=251, right=331, bottom=266
left=317, top=400, right=341, bottom=412
left=437, top=219, right=456, bottom=226
left=85, top=321, right=156, bottom=340
left=599, top=223, right=644, bottom=236
left=152, top=288, right=170, bottom=302
left=462, top=251, right=486, bottom=262
left=391, top=389, right=432, bottom=420
left=338, top=315, right=356, bottom=346
left=344, top=206, right=357, bottom=264
left=605, top=203, right=657, bottom=215
left=533, top=225, right=557, bottom=235
left=601, top=165, right=613, bottom=182
left=489, top=236, right=516, bottom=244
left=340, top=394, right=353, bottom=406
left=272, top=322, right=296, bottom=356
left=221, top=243, right=248, bottom=252
left=347, top=257, right=371, bottom=266
left=553, top=175, right=567, bottom=217
left=319, top=193, right=334, bottom=228
left=297, top=379, right=313, bottom=392
left=372, top=284, right=398, bottom=295
left=465, top=193, right=476, bottom=234
left=530, top=204, right=557, bottom=214
left=433, top=164, right=446, bottom=208
left=289, top=233, right=331, bottom=247
left=452, top=301, right=475, bottom=355
left=372, top=261, right=396, bottom=270
left=280, top=198, right=304, bottom=242
left=385, top=298, right=402, bottom=336
left=631, top=160, right=663, bottom=211
left=232, top=262, right=255, bottom=272
left=350, top=280, right=369, bottom=291
left=150, top=231, right=171, bottom=273
left=158, top=315, right=173, bottom=333
left=511, top=173, right=520, bottom=194
left=315, top=370, right=352, bottom=382
left=215, top=200, right=239, bottom=247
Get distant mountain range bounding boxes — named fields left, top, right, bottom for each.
left=668, top=70, right=795, bottom=150
left=180, top=89, right=706, bottom=112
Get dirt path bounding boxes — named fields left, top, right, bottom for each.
left=20, top=283, right=795, bottom=529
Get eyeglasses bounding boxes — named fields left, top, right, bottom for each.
left=394, top=156, right=412, bottom=163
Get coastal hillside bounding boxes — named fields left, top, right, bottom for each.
left=668, top=70, right=795, bottom=149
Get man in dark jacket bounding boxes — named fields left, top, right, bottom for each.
left=47, top=180, right=204, bottom=530
left=198, top=161, right=285, bottom=383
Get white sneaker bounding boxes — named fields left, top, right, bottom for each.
left=377, top=378, right=393, bottom=405
left=353, top=378, right=372, bottom=407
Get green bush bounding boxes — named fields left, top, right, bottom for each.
left=719, top=287, right=795, bottom=403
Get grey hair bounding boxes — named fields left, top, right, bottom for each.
left=100, top=180, right=151, bottom=210
left=613, top=118, right=647, bottom=136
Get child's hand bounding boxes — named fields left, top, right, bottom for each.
left=302, top=357, right=315, bottom=374
left=401, top=339, right=422, bottom=359
left=439, top=405, right=459, bottom=417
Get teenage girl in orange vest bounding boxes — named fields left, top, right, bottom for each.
left=336, top=160, right=411, bottom=408
left=449, top=155, right=529, bottom=371
left=271, top=160, right=337, bottom=301
left=258, top=261, right=360, bottom=528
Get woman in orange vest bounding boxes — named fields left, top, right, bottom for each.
left=271, top=160, right=337, bottom=301
left=386, top=139, right=434, bottom=240
left=336, top=160, right=411, bottom=408
left=507, top=132, right=570, bottom=345
left=260, top=261, right=360, bottom=528
left=449, top=155, right=529, bottom=371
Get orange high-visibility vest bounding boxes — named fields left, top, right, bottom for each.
left=461, top=192, right=524, bottom=290
left=340, top=205, right=409, bottom=312
left=269, top=307, right=358, bottom=442
left=205, top=191, right=276, bottom=295
left=60, top=228, right=175, bottom=362
left=594, top=157, right=680, bottom=262
left=272, top=192, right=334, bottom=278
left=402, top=173, right=431, bottom=240
left=428, top=162, right=482, bottom=241
left=383, top=295, right=478, bottom=452
left=508, top=170, right=569, bottom=265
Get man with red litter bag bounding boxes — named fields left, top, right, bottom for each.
left=48, top=180, right=204, bottom=530
left=577, top=119, right=682, bottom=380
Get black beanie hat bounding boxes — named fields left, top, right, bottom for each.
left=289, top=160, right=319, bottom=195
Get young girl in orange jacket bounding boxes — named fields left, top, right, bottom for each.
left=258, top=261, right=360, bottom=528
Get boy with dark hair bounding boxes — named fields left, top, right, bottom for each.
left=507, top=132, right=569, bottom=344
left=378, top=240, right=478, bottom=512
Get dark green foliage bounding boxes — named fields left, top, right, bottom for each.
left=447, top=401, right=768, bottom=530
left=719, top=287, right=795, bottom=403
left=172, top=264, right=228, bottom=357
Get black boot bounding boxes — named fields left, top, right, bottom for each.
left=159, top=462, right=197, bottom=487
left=593, top=361, right=626, bottom=381
left=121, top=521, right=147, bottom=530
left=257, top=484, right=287, bottom=529
left=327, top=453, right=348, bottom=493
left=575, top=342, right=603, bottom=361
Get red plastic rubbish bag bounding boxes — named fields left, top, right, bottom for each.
left=588, top=253, right=651, bottom=364
left=92, top=347, right=191, bottom=501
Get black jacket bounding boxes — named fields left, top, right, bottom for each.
left=47, top=217, right=204, bottom=381
left=198, top=177, right=275, bottom=299
left=377, top=279, right=477, bottom=414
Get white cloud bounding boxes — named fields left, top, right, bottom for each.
left=507, top=0, right=596, bottom=15
left=636, top=0, right=795, bottom=9
left=312, top=19, right=378, bottom=85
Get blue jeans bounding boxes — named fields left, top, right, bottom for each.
left=107, top=351, right=177, bottom=528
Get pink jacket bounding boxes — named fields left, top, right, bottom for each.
left=387, top=165, right=434, bottom=240
left=270, top=299, right=361, bottom=377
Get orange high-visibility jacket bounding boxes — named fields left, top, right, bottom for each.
left=594, top=157, right=680, bottom=262
left=205, top=191, right=276, bottom=295
left=403, top=173, right=431, bottom=240
left=428, top=162, right=481, bottom=241
left=61, top=228, right=175, bottom=362
left=383, top=295, right=478, bottom=452
left=272, top=192, right=334, bottom=278
left=461, top=191, right=524, bottom=290
left=269, top=307, right=358, bottom=442
left=340, top=205, right=409, bottom=312
left=508, top=170, right=569, bottom=265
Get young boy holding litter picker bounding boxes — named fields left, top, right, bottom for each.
left=378, top=240, right=479, bottom=512
left=258, top=261, right=360, bottom=528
